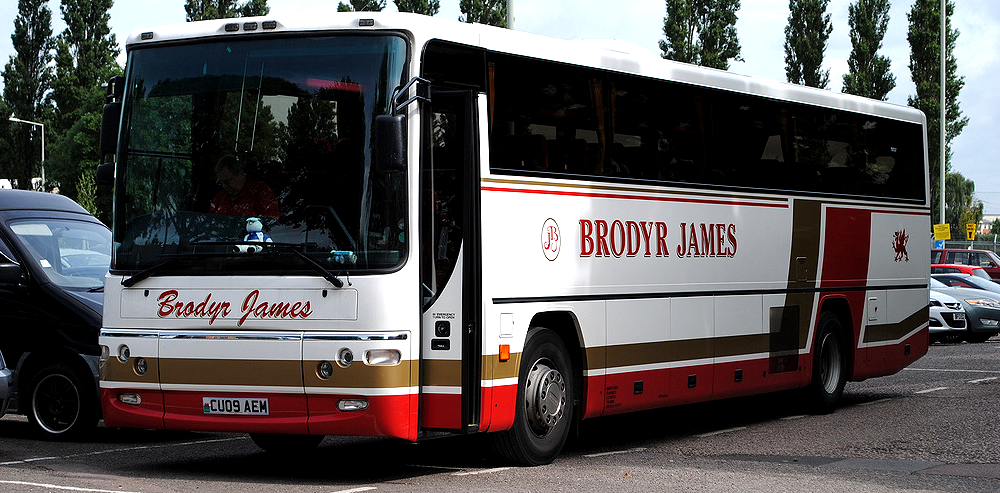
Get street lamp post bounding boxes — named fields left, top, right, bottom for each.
left=8, top=113, right=45, bottom=190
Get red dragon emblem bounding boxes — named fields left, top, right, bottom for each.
left=892, top=229, right=909, bottom=262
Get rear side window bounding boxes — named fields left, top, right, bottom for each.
left=946, top=252, right=968, bottom=265
left=931, top=250, right=942, bottom=263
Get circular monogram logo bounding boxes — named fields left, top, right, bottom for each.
left=541, top=218, right=561, bottom=261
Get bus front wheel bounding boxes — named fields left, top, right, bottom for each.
left=492, top=328, right=575, bottom=466
left=808, top=312, right=847, bottom=414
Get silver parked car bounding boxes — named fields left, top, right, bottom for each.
left=0, top=350, right=11, bottom=416
left=929, top=289, right=966, bottom=343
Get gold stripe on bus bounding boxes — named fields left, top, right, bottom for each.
left=160, top=359, right=302, bottom=387
left=304, top=360, right=416, bottom=389
left=481, top=177, right=790, bottom=204
left=862, top=307, right=929, bottom=344
left=420, top=359, right=462, bottom=387
left=101, top=356, right=160, bottom=384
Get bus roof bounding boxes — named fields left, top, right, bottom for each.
left=125, top=12, right=925, bottom=125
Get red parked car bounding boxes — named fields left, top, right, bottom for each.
left=931, top=263, right=993, bottom=280
left=931, top=248, right=1000, bottom=280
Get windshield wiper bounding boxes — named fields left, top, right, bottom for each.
left=197, top=241, right=347, bottom=288
left=121, top=257, right=178, bottom=287
left=119, top=242, right=348, bottom=289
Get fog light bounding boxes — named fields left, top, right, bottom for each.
left=318, top=360, right=334, bottom=379
left=337, top=399, right=368, bottom=411
left=118, top=393, right=142, bottom=405
left=337, top=348, right=354, bottom=367
left=365, top=349, right=401, bottom=366
left=981, top=318, right=999, bottom=326
left=118, top=345, right=130, bottom=362
left=134, top=357, right=147, bottom=375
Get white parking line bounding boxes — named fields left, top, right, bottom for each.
left=968, top=376, right=998, bottom=384
left=858, top=398, right=893, bottom=406
left=0, top=437, right=245, bottom=466
left=0, top=480, right=144, bottom=493
left=584, top=447, right=647, bottom=458
left=904, top=368, right=1000, bottom=374
left=328, top=488, right=377, bottom=493
left=914, top=387, right=948, bottom=394
left=696, top=426, right=747, bottom=438
left=451, top=467, right=511, bottom=476
left=780, top=415, right=808, bottom=420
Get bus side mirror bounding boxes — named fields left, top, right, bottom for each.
left=374, top=114, right=406, bottom=172
left=96, top=162, right=114, bottom=187
left=100, top=100, right=121, bottom=156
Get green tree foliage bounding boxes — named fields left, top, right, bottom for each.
left=185, top=0, right=269, bottom=21
left=842, top=0, right=895, bottom=100
left=784, top=0, right=833, bottom=88
left=47, top=0, right=120, bottom=220
left=945, top=171, right=982, bottom=239
left=907, top=0, right=968, bottom=220
left=395, top=0, right=440, bottom=16
left=990, top=217, right=1000, bottom=235
left=659, top=0, right=742, bottom=70
left=1, top=0, right=55, bottom=190
left=337, top=0, right=386, bottom=12
left=459, top=0, right=507, bottom=28
left=75, top=168, right=98, bottom=217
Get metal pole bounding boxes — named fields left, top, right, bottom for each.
left=507, top=0, right=513, bottom=29
left=939, top=0, right=946, bottom=225
left=8, top=114, right=45, bottom=191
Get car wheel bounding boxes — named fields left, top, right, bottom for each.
left=807, top=312, right=846, bottom=414
left=249, top=433, right=324, bottom=452
left=28, top=364, right=98, bottom=438
left=491, top=328, right=575, bottom=466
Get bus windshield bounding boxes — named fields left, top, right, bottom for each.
left=113, top=35, right=408, bottom=274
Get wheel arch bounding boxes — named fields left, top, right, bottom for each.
left=528, top=311, right=585, bottom=416
left=816, top=296, right=854, bottom=379
left=12, top=348, right=100, bottom=415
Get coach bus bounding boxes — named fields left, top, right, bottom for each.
left=97, top=13, right=930, bottom=465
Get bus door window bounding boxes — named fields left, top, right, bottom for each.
left=421, top=100, right=465, bottom=305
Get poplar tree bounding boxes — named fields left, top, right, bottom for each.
left=659, top=0, right=742, bottom=70
left=1, top=0, right=55, bottom=190
left=395, top=0, right=440, bottom=16
left=337, top=0, right=386, bottom=12
left=185, top=0, right=269, bottom=21
left=842, top=0, right=895, bottom=100
left=459, top=0, right=507, bottom=28
left=46, top=0, right=120, bottom=213
left=784, top=0, right=833, bottom=88
left=907, top=0, right=968, bottom=224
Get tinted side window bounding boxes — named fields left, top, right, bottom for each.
left=931, top=250, right=942, bottom=263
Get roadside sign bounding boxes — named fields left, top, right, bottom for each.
left=933, top=224, right=951, bottom=241
left=966, top=223, right=976, bottom=241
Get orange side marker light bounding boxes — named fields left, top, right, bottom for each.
left=499, top=344, right=510, bottom=362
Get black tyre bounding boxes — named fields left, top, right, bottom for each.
left=28, top=364, right=98, bottom=438
left=807, top=312, right=847, bottom=414
left=249, top=433, right=324, bottom=453
left=492, top=328, right=575, bottom=466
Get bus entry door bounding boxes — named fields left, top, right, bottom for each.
left=419, top=89, right=483, bottom=433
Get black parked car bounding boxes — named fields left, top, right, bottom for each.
left=0, top=189, right=110, bottom=437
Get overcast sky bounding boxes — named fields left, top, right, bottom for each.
left=2, top=0, right=997, bottom=213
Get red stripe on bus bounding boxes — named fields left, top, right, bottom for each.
left=481, top=186, right=789, bottom=208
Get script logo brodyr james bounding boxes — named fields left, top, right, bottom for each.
left=156, top=289, right=313, bottom=326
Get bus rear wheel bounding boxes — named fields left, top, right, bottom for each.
left=249, top=433, right=324, bottom=453
left=492, top=328, right=574, bottom=466
left=808, top=312, right=847, bottom=414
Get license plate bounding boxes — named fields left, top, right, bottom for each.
left=954, top=313, right=966, bottom=320
left=202, top=397, right=269, bottom=415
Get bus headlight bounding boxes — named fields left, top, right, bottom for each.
left=337, top=348, right=353, bottom=367
left=365, top=349, right=401, bottom=366
left=134, top=357, right=148, bottom=375
left=317, top=360, right=334, bottom=379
